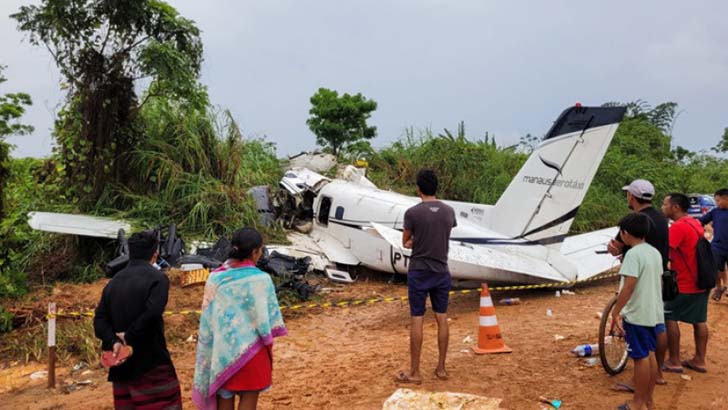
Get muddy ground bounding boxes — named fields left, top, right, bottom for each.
left=1, top=274, right=727, bottom=410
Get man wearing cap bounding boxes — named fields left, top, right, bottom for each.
left=608, top=179, right=670, bottom=391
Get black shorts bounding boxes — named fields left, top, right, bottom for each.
left=714, top=250, right=728, bottom=272
left=407, top=270, right=451, bottom=316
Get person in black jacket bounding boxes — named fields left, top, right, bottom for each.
left=94, top=231, right=181, bottom=410
left=607, top=179, right=670, bottom=391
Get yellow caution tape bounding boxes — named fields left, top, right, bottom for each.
left=45, top=272, right=618, bottom=320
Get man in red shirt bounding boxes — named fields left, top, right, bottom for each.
left=661, top=193, right=709, bottom=373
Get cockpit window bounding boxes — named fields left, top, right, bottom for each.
left=335, top=206, right=344, bottom=220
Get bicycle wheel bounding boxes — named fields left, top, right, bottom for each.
left=598, top=294, right=629, bottom=375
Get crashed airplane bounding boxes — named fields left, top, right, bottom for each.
left=281, top=105, right=627, bottom=284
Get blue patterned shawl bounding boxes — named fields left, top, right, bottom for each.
left=192, top=262, right=287, bottom=409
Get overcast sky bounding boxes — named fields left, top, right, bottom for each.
left=2, top=1, right=727, bottom=158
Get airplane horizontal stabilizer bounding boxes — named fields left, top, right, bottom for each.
left=560, top=227, right=620, bottom=281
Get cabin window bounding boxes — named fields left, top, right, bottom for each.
left=335, top=206, right=345, bottom=220
left=318, top=196, right=332, bottom=225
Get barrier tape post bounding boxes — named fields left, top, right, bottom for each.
left=47, top=302, right=56, bottom=389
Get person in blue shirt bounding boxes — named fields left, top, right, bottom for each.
left=700, top=188, right=728, bottom=301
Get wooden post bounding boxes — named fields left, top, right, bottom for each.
left=47, top=302, right=56, bottom=389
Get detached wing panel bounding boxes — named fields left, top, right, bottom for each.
left=28, top=212, right=131, bottom=238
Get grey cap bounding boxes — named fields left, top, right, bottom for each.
left=622, top=179, right=655, bottom=201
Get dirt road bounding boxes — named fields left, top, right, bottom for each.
left=2, top=278, right=727, bottom=409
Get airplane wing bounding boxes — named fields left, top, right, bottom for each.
left=560, top=226, right=621, bottom=280
left=371, top=222, right=571, bottom=283
left=27, top=212, right=131, bottom=238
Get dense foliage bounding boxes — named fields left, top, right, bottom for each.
left=0, top=65, right=34, bottom=220
left=12, top=0, right=206, bottom=208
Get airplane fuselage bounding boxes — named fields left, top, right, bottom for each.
left=311, top=180, right=572, bottom=284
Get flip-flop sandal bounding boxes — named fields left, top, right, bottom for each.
left=395, top=371, right=422, bottom=385
left=434, top=370, right=449, bottom=381
left=711, top=287, right=725, bottom=302
left=617, top=403, right=631, bottom=410
left=681, top=360, right=707, bottom=373
left=611, top=382, right=635, bottom=393
left=661, top=364, right=684, bottom=373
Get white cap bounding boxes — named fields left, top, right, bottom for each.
left=622, top=179, right=655, bottom=201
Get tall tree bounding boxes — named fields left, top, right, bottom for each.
left=602, top=100, right=679, bottom=134
left=307, top=88, right=377, bottom=156
left=0, top=65, right=34, bottom=220
left=12, top=0, right=205, bottom=207
left=713, top=127, right=728, bottom=154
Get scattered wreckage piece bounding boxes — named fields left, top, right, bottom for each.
left=178, top=236, right=321, bottom=300
left=286, top=152, right=337, bottom=173
left=248, top=185, right=276, bottom=226
left=105, top=224, right=184, bottom=277
left=179, top=264, right=209, bottom=288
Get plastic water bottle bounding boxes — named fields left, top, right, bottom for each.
left=499, top=298, right=521, bottom=305
left=571, top=344, right=599, bottom=357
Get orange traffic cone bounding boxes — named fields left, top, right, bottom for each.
left=472, top=283, right=512, bottom=354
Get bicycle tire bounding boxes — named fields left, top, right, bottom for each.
left=598, top=294, right=629, bottom=375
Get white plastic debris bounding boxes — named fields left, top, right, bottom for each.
left=553, top=334, right=565, bottom=341
left=462, top=335, right=474, bottom=344
left=555, top=290, right=561, bottom=298
left=383, top=388, right=502, bottom=410
left=546, top=308, right=554, bottom=317
left=72, top=362, right=88, bottom=372
left=562, top=290, right=576, bottom=296
left=30, top=371, right=48, bottom=380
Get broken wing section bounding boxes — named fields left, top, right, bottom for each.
left=27, top=212, right=131, bottom=239
left=559, top=227, right=620, bottom=280
left=309, top=229, right=360, bottom=266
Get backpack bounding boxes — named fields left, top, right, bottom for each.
left=662, top=269, right=679, bottom=301
left=677, top=220, right=717, bottom=290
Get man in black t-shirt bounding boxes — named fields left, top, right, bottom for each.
left=396, top=169, right=457, bottom=385
left=608, top=179, right=669, bottom=391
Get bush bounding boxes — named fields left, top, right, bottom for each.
left=100, top=99, right=285, bottom=241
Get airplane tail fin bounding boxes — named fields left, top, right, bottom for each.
left=490, top=105, right=626, bottom=246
